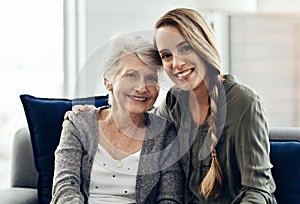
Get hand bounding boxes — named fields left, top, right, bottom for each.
left=63, top=104, right=94, bottom=120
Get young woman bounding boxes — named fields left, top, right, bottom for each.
left=51, top=34, right=184, bottom=204
left=153, top=8, right=277, bottom=204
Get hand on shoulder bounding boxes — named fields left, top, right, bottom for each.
left=64, top=104, right=94, bottom=120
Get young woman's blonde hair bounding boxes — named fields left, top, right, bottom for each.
left=155, top=8, right=224, bottom=199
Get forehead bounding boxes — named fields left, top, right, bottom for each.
left=118, top=54, right=157, bottom=75
left=155, top=26, right=186, bottom=50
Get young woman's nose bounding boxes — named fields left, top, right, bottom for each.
left=172, top=54, right=186, bottom=69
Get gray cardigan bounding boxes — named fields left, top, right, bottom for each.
left=50, top=108, right=184, bottom=204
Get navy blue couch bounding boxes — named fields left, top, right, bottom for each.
left=0, top=127, right=299, bottom=204
left=269, top=127, right=300, bottom=204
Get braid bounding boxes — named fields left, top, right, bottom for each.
left=199, top=74, right=224, bottom=199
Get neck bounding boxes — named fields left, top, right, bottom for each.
left=98, top=107, right=146, bottom=160
left=190, top=79, right=210, bottom=106
left=188, top=77, right=210, bottom=125
left=106, top=108, right=146, bottom=139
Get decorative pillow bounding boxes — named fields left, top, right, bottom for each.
left=20, top=94, right=108, bottom=204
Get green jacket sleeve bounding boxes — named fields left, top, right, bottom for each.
left=233, top=98, right=277, bottom=204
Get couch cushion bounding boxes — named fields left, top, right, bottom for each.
left=270, top=140, right=300, bottom=204
left=20, top=94, right=108, bottom=204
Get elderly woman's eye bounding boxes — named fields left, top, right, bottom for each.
left=126, top=72, right=137, bottom=78
left=146, top=75, right=158, bottom=83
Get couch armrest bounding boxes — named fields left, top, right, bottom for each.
left=11, top=127, right=38, bottom=188
left=269, top=127, right=300, bottom=141
left=0, top=188, right=38, bottom=204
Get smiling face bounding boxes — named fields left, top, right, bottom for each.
left=155, top=26, right=208, bottom=91
left=108, top=54, right=159, bottom=115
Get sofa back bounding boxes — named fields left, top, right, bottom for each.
left=269, top=127, right=300, bottom=204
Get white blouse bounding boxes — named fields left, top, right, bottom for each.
left=89, top=144, right=141, bottom=204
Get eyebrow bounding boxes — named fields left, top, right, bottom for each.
left=120, top=69, right=136, bottom=76
left=177, top=40, right=188, bottom=48
left=159, top=40, right=188, bottom=53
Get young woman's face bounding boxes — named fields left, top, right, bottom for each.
left=155, top=26, right=207, bottom=91
left=110, top=54, right=159, bottom=114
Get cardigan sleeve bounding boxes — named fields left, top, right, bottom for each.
left=156, top=121, right=185, bottom=204
left=50, top=120, right=84, bottom=204
left=233, top=97, right=277, bottom=204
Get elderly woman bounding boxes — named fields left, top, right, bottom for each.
left=50, top=34, right=184, bottom=204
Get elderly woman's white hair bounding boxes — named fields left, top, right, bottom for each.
left=102, top=33, right=162, bottom=104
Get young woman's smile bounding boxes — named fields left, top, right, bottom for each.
left=175, top=68, right=195, bottom=80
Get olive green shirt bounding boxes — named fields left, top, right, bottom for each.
left=154, top=75, right=277, bottom=204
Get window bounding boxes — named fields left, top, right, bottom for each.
left=230, top=14, right=300, bottom=127
left=0, top=0, right=63, bottom=187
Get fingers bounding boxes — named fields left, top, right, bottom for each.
left=71, top=104, right=93, bottom=114
left=72, top=105, right=83, bottom=113
left=64, top=105, right=93, bottom=120
left=64, top=111, right=72, bottom=120
left=81, top=105, right=92, bottom=112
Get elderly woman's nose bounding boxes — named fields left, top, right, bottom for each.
left=134, top=78, right=147, bottom=92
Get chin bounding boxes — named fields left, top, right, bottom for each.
left=128, top=106, right=147, bottom=114
left=176, top=82, right=195, bottom=91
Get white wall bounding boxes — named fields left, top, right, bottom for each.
left=71, top=0, right=198, bottom=98
left=0, top=0, right=63, bottom=188
left=230, top=14, right=300, bottom=126
left=66, top=0, right=231, bottom=104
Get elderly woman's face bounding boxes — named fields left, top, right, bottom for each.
left=110, top=54, right=159, bottom=114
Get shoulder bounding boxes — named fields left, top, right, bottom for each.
left=163, top=86, right=188, bottom=111
left=147, top=112, right=175, bottom=130
left=68, top=107, right=99, bottom=124
left=225, top=75, right=262, bottom=107
left=168, top=85, right=182, bottom=94
left=224, top=76, right=266, bottom=122
left=167, top=86, right=183, bottom=100
left=64, top=108, right=100, bottom=140
left=146, top=112, right=177, bottom=145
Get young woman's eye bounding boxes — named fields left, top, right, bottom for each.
left=160, top=52, right=172, bottom=60
left=181, top=45, right=192, bottom=52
